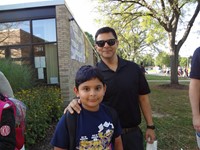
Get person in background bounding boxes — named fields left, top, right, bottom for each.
left=140, top=62, right=148, bottom=75
left=51, top=65, right=123, bottom=150
left=0, top=71, right=15, bottom=150
left=189, top=47, right=200, bottom=148
left=0, top=71, right=25, bottom=150
left=65, top=27, right=156, bottom=150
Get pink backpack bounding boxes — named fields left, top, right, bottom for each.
left=0, top=94, right=26, bottom=150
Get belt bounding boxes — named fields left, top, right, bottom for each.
left=122, top=126, right=139, bottom=134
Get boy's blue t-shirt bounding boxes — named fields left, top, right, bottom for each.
left=51, top=104, right=122, bottom=149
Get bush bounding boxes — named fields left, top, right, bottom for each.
left=0, top=59, right=36, bottom=92
left=15, top=86, right=63, bottom=148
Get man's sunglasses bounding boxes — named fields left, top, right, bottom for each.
left=95, top=39, right=116, bottom=47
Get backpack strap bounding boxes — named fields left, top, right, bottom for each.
left=0, top=101, right=7, bottom=122
left=0, top=94, right=10, bottom=122
left=65, top=111, right=78, bottom=150
left=103, top=104, right=118, bottom=147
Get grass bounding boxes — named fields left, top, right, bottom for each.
left=145, top=74, right=189, bottom=81
left=140, top=81, right=197, bottom=150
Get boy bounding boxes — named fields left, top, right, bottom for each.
left=51, top=65, right=123, bottom=150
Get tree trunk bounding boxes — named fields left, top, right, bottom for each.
left=170, top=48, right=179, bottom=85
left=168, top=33, right=179, bottom=85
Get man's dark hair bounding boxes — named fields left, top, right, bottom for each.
left=95, top=27, right=118, bottom=41
left=75, top=65, right=105, bottom=88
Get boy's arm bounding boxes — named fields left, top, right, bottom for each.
left=114, top=136, right=123, bottom=150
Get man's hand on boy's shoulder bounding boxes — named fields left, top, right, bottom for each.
left=63, top=98, right=81, bottom=114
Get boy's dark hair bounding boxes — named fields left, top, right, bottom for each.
left=95, top=27, right=118, bottom=41
left=75, top=65, right=105, bottom=88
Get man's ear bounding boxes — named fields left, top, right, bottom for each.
left=73, top=86, right=79, bottom=97
left=116, top=40, right=119, bottom=47
left=95, top=45, right=98, bottom=51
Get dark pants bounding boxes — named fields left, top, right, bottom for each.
left=121, top=127, right=144, bottom=150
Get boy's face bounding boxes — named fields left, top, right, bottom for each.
left=74, top=78, right=106, bottom=111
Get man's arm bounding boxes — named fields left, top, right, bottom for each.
left=189, top=78, right=200, bottom=132
left=63, top=98, right=81, bottom=114
left=139, top=94, right=156, bottom=143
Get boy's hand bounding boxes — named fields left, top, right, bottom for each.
left=63, top=98, right=81, bottom=114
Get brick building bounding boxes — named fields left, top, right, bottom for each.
left=0, top=0, right=96, bottom=104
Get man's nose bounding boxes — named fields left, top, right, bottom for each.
left=104, top=41, right=110, bottom=47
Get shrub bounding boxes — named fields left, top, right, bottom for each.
left=15, top=86, right=63, bottom=148
left=0, top=59, right=36, bottom=92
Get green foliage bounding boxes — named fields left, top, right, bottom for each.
left=15, top=86, right=63, bottom=148
left=0, top=59, right=36, bottom=92
left=179, top=57, right=188, bottom=67
left=155, top=51, right=170, bottom=67
left=139, top=54, right=155, bottom=66
left=85, top=32, right=95, bottom=46
left=95, top=1, right=163, bottom=61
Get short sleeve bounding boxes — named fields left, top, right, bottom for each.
left=190, top=47, right=200, bottom=79
left=51, top=114, right=69, bottom=149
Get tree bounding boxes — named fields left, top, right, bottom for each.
left=179, top=57, right=188, bottom=67
left=155, top=51, right=170, bottom=67
left=85, top=32, right=94, bottom=46
left=96, top=3, right=165, bottom=62
left=84, top=31, right=99, bottom=63
left=142, top=53, right=155, bottom=66
left=96, top=0, right=200, bottom=85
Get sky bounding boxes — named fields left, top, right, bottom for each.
left=0, top=0, right=199, bottom=57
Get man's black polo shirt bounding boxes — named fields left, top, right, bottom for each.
left=96, top=56, right=150, bottom=128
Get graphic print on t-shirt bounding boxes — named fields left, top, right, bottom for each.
left=78, top=121, right=114, bottom=150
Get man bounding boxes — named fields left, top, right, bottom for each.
left=189, top=47, right=200, bottom=147
left=140, top=62, right=148, bottom=75
left=66, top=27, right=156, bottom=150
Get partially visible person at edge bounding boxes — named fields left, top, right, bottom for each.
left=189, top=47, right=200, bottom=145
left=64, top=27, right=156, bottom=150
left=51, top=65, right=123, bottom=150
left=0, top=71, right=15, bottom=150
left=140, top=62, right=148, bottom=75
left=0, top=71, right=25, bottom=150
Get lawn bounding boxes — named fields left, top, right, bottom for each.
left=140, top=80, right=197, bottom=150
left=145, top=74, right=189, bottom=81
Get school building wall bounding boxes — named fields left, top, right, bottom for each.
left=0, top=1, right=96, bottom=105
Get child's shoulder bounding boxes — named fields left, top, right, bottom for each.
left=100, top=103, right=116, bottom=112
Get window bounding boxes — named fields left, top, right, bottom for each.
left=0, top=21, right=30, bottom=46
left=32, top=19, right=56, bottom=43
